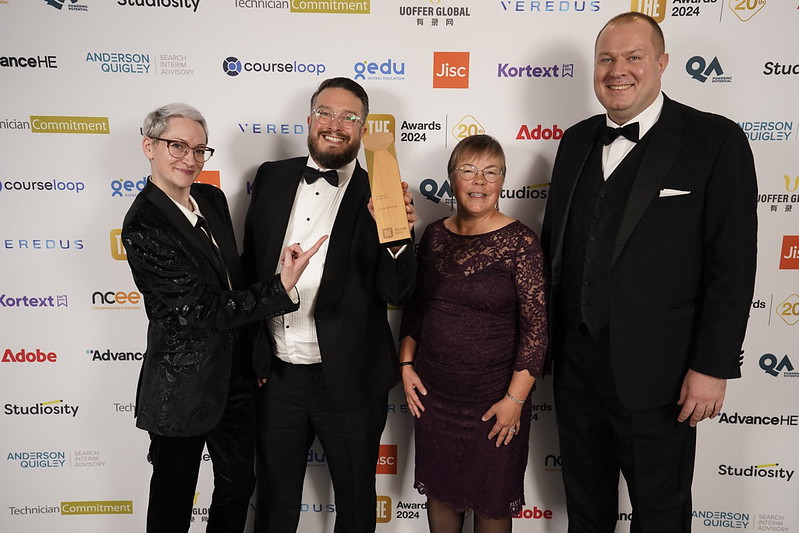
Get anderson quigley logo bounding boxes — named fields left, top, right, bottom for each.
left=737, top=120, right=793, bottom=142
left=222, top=56, right=326, bottom=77
left=86, top=51, right=151, bottom=74
left=499, top=0, right=601, bottom=13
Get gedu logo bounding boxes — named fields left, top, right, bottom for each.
left=354, top=59, right=406, bottom=81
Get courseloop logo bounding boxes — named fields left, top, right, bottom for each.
left=222, top=56, right=326, bottom=77
left=4, top=399, right=79, bottom=417
left=2, top=348, right=57, bottom=363
left=0, top=178, right=85, bottom=193
left=686, top=56, right=732, bottom=83
left=718, top=462, right=794, bottom=482
left=354, top=59, right=405, bottom=81
left=0, top=293, right=68, bottom=308
left=759, top=353, right=798, bottom=377
left=499, top=0, right=601, bottom=13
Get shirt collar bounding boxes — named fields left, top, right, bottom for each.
left=605, top=91, right=664, bottom=140
left=305, top=156, right=356, bottom=188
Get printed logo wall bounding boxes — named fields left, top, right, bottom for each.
left=1, top=1, right=797, bottom=532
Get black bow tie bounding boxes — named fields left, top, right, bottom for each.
left=601, top=122, right=639, bottom=145
left=303, top=166, right=338, bottom=186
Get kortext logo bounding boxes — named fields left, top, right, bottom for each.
left=498, top=63, right=573, bottom=79
left=433, top=51, right=469, bottom=89
left=0, top=293, right=68, bottom=308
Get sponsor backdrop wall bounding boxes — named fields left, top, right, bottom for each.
left=1, top=1, right=797, bottom=532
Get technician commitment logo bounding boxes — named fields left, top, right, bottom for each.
left=290, top=0, right=369, bottom=13
left=30, top=116, right=109, bottom=134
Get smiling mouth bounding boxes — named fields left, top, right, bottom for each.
left=322, top=133, right=346, bottom=144
left=468, top=192, right=487, bottom=198
left=608, top=84, right=633, bottom=90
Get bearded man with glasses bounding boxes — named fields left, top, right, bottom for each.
left=242, top=77, right=417, bottom=533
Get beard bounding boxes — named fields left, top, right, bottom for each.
left=307, top=131, right=361, bottom=170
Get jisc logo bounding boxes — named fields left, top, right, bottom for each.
left=781, top=236, right=799, bottom=269
left=196, top=170, right=221, bottom=188
left=376, top=444, right=397, bottom=474
left=433, top=51, right=469, bottom=89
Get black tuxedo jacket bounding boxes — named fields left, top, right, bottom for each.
left=122, top=181, right=298, bottom=437
left=542, top=95, right=758, bottom=410
left=242, top=157, right=417, bottom=412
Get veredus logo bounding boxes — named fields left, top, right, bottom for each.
left=693, top=510, right=750, bottom=529
left=60, top=500, right=133, bottom=515
left=376, top=444, right=397, bottom=474
left=300, top=502, right=335, bottom=513
left=498, top=63, right=573, bottom=79
left=775, top=295, right=799, bottom=326
left=516, top=124, right=563, bottom=140
left=3, top=238, right=84, bottom=251
left=222, top=56, right=326, bottom=77
left=30, top=115, right=109, bottom=134
left=111, top=176, right=147, bottom=197
left=44, top=0, right=88, bottom=11
left=717, top=411, right=798, bottom=426
left=499, top=0, right=601, bottom=13
left=0, top=179, right=85, bottom=193
left=513, top=506, right=554, bottom=520
left=631, top=0, right=666, bottom=22
left=0, top=55, right=57, bottom=69
left=307, top=446, right=327, bottom=467
left=290, top=0, right=368, bottom=13
left=728, top=0, right=765, bottom=22
left=91, top=290, right=142, bottom=310
left=4, top=399, right=80, bottom=417
left=117, top=0, right=200, bottom=12
left=85, top=52, right=151, bottom=74
left=737, top=121, right=793, bottom=142
left=718, top=462, right=794, bottom=482
left=759, top=353, right=798, bottom=377
left=433, top=51, right=469, bottom=88
left=87, top=348, right=143, bottom=362
left=376, top=495, right=392, bottom=523
left=0, top=293, right=68, bottom=308
left=686, top=56, right=732, bottom=83
left=7, top=451, right=66, bottom=468
left=780, top=236, right=799, bottom=269
left=354, top=59, right=405, bottom=81
left=2, top=348, right=57, bottom=363
left=764, top=61, right=799, bottom=76
left=238, top=122, right=306, bottom=135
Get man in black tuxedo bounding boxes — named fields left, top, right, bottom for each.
left=542, top=12, right=757, bottom=533
left=123, top=103, right=324, bottom=533
left=241, top=77, right=416, bottom=533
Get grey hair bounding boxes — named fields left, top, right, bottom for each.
left=142, top=102, right=208, bottom=141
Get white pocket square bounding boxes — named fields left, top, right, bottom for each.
left=659, top=188, right=691, bottom=197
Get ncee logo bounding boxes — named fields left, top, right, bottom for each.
left=91, top=290, right=142, bottom=310
left=433, top=51, right=469, bottom=89
left=2, top=348, right=57, bottom=363
left=376, top=444, right=397, bottom=474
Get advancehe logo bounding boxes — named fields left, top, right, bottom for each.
left=433, top=51, right=469, bottom=89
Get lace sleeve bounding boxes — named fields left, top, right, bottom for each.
left=512, top=226, right=548, bottom=377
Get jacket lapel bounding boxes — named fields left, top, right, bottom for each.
left=260, top=159, right=305, bottom=280
left=193, top=189, right=244, bottom=289
left=612, top=96, right=684, bottom=265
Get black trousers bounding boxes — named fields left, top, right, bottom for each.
left=554, top=325, right=696, bottom=533
left=254, top=361, right=388, bottom=533
left=146, top=375, right=256, bottom=533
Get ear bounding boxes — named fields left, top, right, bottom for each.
left=657, top=52, right=669, bottom=76
left=142, top=136, right=155, bottom=160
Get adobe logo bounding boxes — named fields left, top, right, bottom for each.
left=376, top=444, right=397, bottom=474
left=433, top=52, right=469, bottom=89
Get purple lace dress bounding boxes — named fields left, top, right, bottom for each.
left=400, top=218, right=547, bottom=519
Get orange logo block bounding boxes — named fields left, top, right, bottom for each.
left=433, top=52, right=469, bottom=89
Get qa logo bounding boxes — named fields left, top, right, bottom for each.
left=759, top=353, right=795, bottom=377
left=44, top=0, right=78, bottom=9
left=686, top=56, right=724, bottom=83
left=222, top=57, right=242, bottom=77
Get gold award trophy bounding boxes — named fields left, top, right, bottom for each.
left=363, top=131, right=412, bottom=247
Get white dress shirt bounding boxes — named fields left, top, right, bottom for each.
left=602, top=92, right=664, bottom=180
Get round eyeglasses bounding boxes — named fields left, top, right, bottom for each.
left=453, top=164, right=504, bottom=183
left=311, top=108, right=362, bottom=128
left=151, top=137, right=215, bottom=163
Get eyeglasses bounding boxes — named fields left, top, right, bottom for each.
left=453, top=164, right=504, bottom=183
left=311, top=108, right=362, bottom=128
left=150, top=137, right=215, bottom=163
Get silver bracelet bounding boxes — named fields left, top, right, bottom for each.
left=506, top=392, right=525, bottom=404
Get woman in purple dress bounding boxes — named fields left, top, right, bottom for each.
left=399, top=135, right=547, bottom=533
